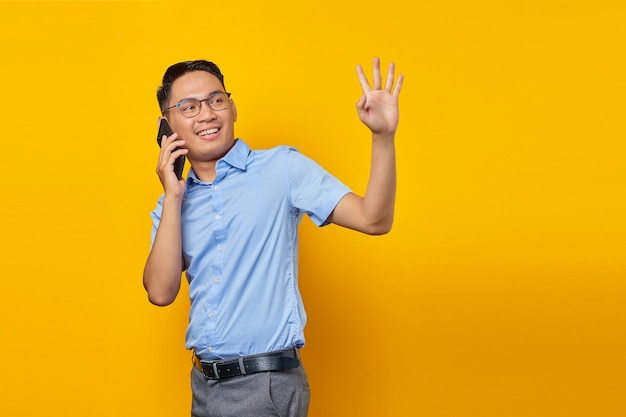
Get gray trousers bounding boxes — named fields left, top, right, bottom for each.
left=191, top=364, right=310, bottom=417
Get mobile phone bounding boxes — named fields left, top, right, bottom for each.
left=156, top=118, right=185, bottom=180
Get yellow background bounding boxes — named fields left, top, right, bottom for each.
left=1, top=1, right=624, bottom=416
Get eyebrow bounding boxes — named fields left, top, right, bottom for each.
left=177, top=90, right=225, bottom=103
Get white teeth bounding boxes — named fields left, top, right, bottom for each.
left=198, top=128, right=219, bottom=136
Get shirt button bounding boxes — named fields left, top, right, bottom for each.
left=214, top=185, right=220, bottom=190
left=208, top=346, right=214, bottom=352
left=217, top=245, right=223, bottom=251
left=215, top=215, right=221, bottom=220
left=209, top=312, right=215, bottom=318
left=213, top=279, right=220, bottom=284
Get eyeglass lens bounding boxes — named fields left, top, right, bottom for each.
left=177, top=93, right=229, bottom=117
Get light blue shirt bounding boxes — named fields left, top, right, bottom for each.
left=150, top=139, right=351, bottom=360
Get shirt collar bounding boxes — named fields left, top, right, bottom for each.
left=220, top=138, right=249, bottom=171
left=187, top=138, right=249, bottom=185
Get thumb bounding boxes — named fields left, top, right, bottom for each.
left=356, top=94, right=367, bottom=109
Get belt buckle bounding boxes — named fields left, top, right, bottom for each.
left=200, top=360, right=221, bottom=380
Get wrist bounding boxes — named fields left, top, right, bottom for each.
left=163, top=193, right=184, bottom=206
left=372, top=132, right=396, bottom=143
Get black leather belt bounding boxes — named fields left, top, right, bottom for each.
left=192, top=348, right=301, bottom=380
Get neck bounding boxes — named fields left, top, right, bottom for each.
left=188, top=139, right=237, bottom=182
left=190, top=160, right=217, bottom=182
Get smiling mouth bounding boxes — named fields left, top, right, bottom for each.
left=197, top=128, right=219, bottom=136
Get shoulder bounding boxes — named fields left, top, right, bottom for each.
left=247, top=145, right=302, bottom=164
left=253, top=144, right=299, bottom=156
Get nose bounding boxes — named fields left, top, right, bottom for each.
left=197, top=99, right=217, bottom=121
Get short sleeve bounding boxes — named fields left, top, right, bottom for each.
left=286, top=148, right=352, bottom=226
left=149, top=195, right=165, bottom=246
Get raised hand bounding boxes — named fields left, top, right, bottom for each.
left=356, top=57, right=404, bottom=135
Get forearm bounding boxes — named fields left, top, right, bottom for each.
left=143, top=196, right=184, bottom=306
left=329, top=133, right=397, bottom=235
left=361, top=133, right=397, bottom=232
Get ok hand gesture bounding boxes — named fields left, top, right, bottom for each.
left=356, top=57, right=404, bottom=135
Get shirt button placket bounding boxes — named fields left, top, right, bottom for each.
left=210, top=181, right=224, bottom=356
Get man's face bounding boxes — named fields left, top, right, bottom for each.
left=165, top=70, right=237, bottom=165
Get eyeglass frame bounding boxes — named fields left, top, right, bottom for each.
left=162, top=91, right=232, bottom=117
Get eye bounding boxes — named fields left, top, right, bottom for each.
left=180, top=102, right=198, bottom=113
left=210, top=96, right=224, bottom=105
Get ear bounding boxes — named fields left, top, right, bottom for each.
left=230, top=99, right=238, bottom=122
left=156, top=115, right=167, bottom=127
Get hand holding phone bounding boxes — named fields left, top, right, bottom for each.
left=156, top=118, right=186, bottom=180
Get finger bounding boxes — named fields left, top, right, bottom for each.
left=161, top=132, right=179, bottom=148
left=169, top=147, right=188, bottom=162
left=166, top=139, right=185, bottom=155
left=372, top=57, right=382, bottom=90
left=356, top=94, right=367, bottom=110
left=159, top=146, right=187, bottom=174
left=384, top=62, right=395, bottom=93
left=356, top=65, right=371, bottom=93
left=392, top=73, right=404, bottom=97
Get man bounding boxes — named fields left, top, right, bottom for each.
left=143, top=58, right=403, bottom=417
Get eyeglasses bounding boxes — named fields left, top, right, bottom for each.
left=163, top=92, right=231, bottom=118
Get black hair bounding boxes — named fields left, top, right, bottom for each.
left=156, top=60, right=226, bottom=112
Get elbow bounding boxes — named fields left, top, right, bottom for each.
left=143, top=263, right=181, bottom=306
left=367, top=226, right=392, bottom=236
left=363, top=217, right=394, bottom=235
left=373, top=225, right=392, bottom=236
left=143, top=274, right=179, bottom=306
left=147, top=291, right=176, bottom=307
